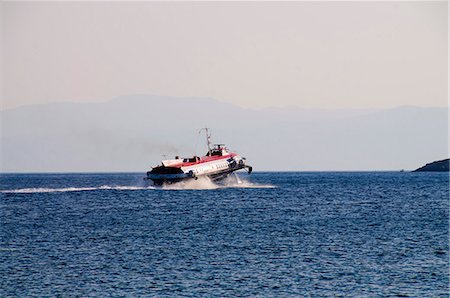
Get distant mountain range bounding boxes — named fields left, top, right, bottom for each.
left=1, top=95, right=448, bottom=172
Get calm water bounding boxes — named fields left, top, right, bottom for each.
left=1, top=172, right=448, bottom=297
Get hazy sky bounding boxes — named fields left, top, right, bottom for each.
left=1, top=1, right=448, bottom=110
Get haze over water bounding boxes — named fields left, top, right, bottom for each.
left=1, top=172, right=448, bottom=296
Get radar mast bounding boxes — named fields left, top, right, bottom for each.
left=199, top=127, right=212, bottom=156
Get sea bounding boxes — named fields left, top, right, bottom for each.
left=1, top=172, right=448, bottom=297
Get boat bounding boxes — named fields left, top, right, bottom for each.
left=145, top=128, right=252, bottom=186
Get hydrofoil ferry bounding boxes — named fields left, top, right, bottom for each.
left=145, top=129, right=252, bottom=186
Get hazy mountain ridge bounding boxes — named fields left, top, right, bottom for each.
left=1, top=95, right=448, bottom=172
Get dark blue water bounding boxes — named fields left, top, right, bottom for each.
left=1, top=172, right=448, bottom=297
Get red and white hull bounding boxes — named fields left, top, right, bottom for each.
left=146, top=144, right=252, bottom=186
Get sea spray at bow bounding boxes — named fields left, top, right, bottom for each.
left=160, top=176, right=275, bottom=190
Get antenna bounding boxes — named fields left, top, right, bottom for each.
left=199, top=127, right=212, bottom=155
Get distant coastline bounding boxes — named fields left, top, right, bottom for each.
left=413, top=159, right=449, bottom=172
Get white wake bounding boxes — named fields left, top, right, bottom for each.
left=1, top=176, right=275, bottom=194
left=0, top=185, right=155, bottom=194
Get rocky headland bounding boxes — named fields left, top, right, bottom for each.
left=413, top=159, right=449, bottom=172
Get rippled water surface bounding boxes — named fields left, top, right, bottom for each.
left=1, top=172, right=448, bottom=296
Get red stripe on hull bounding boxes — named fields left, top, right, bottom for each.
left=172, top=153, right=236, bottom=168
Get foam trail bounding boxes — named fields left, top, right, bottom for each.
left=1, top=177, right=275, bottom=193
left=1, top=185, right=155, bottom=194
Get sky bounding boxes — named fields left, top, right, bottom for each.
left=1, top=1, right=448, bottom=110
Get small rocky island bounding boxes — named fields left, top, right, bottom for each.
left=413, top=159, right=449, bottom=172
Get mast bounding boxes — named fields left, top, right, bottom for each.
left=200, top=128, right=212, bottom=155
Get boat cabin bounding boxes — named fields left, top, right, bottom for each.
left=183, top=156, right=200, bottom=163
left=206, top=144, right=229, bottom=157
left=158, top=144, right=229, bottom=168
